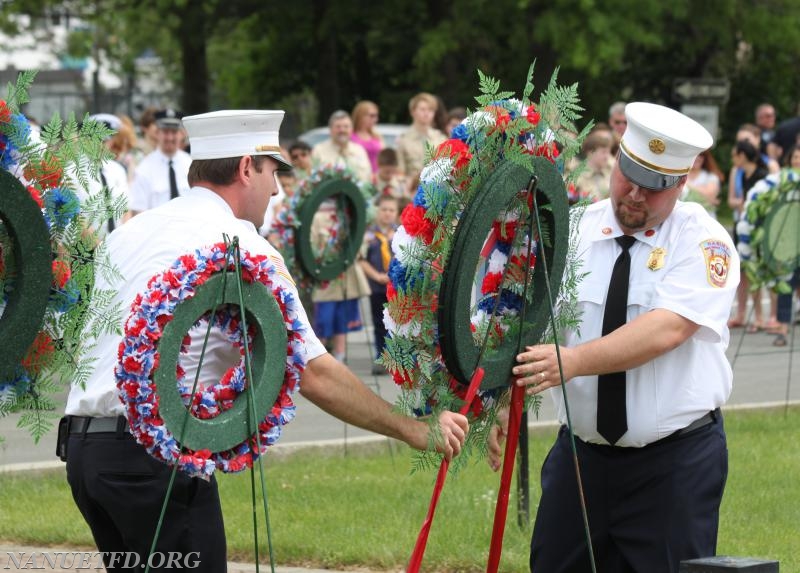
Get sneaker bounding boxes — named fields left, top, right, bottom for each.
left=371, top=364, right=388, bottom=376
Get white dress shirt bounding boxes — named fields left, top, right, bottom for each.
left=72, top=159, right=130, bottom=238
left=129, top=148, right=191, bottom=212
left=66, top=187, right=326, bottom=417
left=552, top=199, right=740, bottom=446
left=311, top=139, right=372, bottom=184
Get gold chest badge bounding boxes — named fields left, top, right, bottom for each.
left=647, top=247, right=666, bottom=271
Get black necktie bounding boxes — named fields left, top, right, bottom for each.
left=99, top=169, right=114, bottom=233
left=169, top=159, right=179, bottom=199
left=597, top=235, right=636, bottom=444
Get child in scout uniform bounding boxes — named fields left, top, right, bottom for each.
left=359, top=195, right=400, bottom=373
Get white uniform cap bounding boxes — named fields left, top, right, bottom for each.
left=182, top=110, right=292, bottom=171
left=618, top=102, right=713, bottom=191
left=89, top=113, right=122, bottom=132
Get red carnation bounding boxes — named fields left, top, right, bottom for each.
left=401, top=204, right=436, bottom=244
left=226, top=458, right=246, bottom=472
left=123, top=355, right=143, bottom=375
left=51, top=260, right=71, bottom=289
left=163, top=270, right=181, bottom=288
left=23, top=155, right=63, bottom=189
left=435, top=138, right=472, bottom=170
left=0, top=100, right=10, bottom=124
left=27, top=186, right=44, bottom=209
left=21, top=331, right=55, bottom=373
left=178, top=255, right=197, bottom=272
left=217, top=387, right=237, bottom=401
left=392, top=368, right=415, bottom=388
left=386, top=281, right=397, bottom=302
left=534, top=141, right=560, bottom=163
left=123, top=382, right=139, bottom=398
left=493, top=220, right=518, bottom=242
left=510, top=253, right=536, bottom=269
left=481, top=272, right=503, bottom=295
left=526, top=105, right=541, bottom=126
left=486, top=106, right=511, bottom=134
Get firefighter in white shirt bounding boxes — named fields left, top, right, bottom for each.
left=490, top=103, right=739, bottom=573
left=63, top=110, right=468, bottom=572
left=129, top=108, right=191, bottom=215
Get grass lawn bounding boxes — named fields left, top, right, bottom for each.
left=1, top=407, right=798, bottom=572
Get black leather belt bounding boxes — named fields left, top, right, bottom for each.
left=673, top=408, right=719, bottom=437
left=577, top=408, right=720, bottom=450
left=68, top=415, right=129, bottom=435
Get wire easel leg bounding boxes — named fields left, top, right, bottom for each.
left=531, top=192, right=598, bottom=573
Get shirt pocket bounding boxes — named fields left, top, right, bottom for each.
left=576, top=279, right=607, bottom=306
left=628, top=280, right=655, bottom=310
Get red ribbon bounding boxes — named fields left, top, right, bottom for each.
left=406, top=367, right=485, bottom=573
left=486, top=382, right=526, bottom=572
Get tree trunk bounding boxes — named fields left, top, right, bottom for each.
left=178, top=0, right=209, bottom=114
left=314, top=0, right=339, bottom=124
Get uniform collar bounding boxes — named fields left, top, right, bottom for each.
left=184, top=186, right=258, bottom=233
left=155, top=148, right=179, bottom=163
left=589, top=199, right=663, bottom=247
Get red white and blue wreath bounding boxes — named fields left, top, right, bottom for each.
left=115, top=242, right=307, bottom=479
left=381, top=71, right=587, bottom=466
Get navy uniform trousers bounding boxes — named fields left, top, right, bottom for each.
left=66, top=429, right=226, bottom=571
left=530, top=415, right=727, bottom=573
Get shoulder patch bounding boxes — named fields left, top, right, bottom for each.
left=700, top=238, right=732, bottom=288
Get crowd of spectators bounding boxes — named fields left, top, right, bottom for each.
left=88, top=94, right=800, bottom=361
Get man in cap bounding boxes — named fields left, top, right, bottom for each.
left=64, top=110, right=468, bottom=572
left=129, top=108, right=191, bottom=215
left=489, top=103, right=739, bottom=572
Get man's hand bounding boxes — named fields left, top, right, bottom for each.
left=513, top=344, right=575, bottom=396
left=487, top=408, right=509, bottom=471
left=301, top=354, right=470, bottom=459
left=432, top=411, right=469, bottom=461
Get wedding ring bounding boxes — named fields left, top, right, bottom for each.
left=540, top=372, right=545, bottom=381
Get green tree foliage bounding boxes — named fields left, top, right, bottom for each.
left=3, top=1, right=800, bottom=145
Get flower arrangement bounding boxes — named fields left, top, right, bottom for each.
left=270, top=163, right=374, bottom=288
left=115, top=243, right=308, bottom=479
left=0, top=72, right=122, bottom=440
left=381, top=67, right=588, bottom=467
left=739, top=168, right=800, bottom=293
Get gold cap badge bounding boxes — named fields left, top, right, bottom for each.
left=648, top=139, right=666, bottom=154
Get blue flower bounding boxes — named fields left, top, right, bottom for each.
left=388, top=259, right=409, bottom=290
left=424, top=181, right=450, bottom=214
left=477, top=290, right=522, bottom=314
left=50, top=279, right=81, bottom=313
left=10, top=113, right=30, bottom=142
left=388, top=258, right=425, bottom=291
left=451, top=123, right=468, bottom=142
left=0, top=135, right=16, bottom=169
left=413, top=185, right=428, bottom=208
left=44, top=187, right=80, bottom=229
